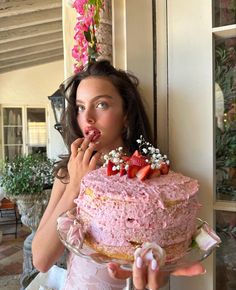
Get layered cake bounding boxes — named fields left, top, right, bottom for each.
left=73, top=138, right=200, bottom=263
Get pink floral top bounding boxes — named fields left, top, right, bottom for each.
left=63, top=253, right=126, bottom=290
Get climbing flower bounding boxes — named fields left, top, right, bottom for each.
left=70, top=0, right=104, bottom=72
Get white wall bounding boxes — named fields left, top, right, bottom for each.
left=0, top=61, right=67, bottom=160
left=167, top=1, right=214, bottom=290
left=112, top=0, right=154, bottom=133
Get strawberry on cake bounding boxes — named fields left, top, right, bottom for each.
left=73, top=136, right=201, bottom=263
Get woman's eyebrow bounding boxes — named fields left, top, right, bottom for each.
left=76, top=94, right=113, bottom=104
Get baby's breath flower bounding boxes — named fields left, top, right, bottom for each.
left=113, top=157, right=120, bottom=164
left=103, top=135, right=169, bottom=174
left=125, top=164, right=129, bottom=171
left=151, top=164, right=156, bottom=170
left=103, top=154, right=109, bottom=160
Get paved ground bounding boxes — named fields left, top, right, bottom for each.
left=0, top=220, right=30, bottom=290
left=0, top=274, right=21, bottom=290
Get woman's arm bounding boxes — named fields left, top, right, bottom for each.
left=32, top=178, right=80, bottom=272
left=32, top=136, right=101, bottom=273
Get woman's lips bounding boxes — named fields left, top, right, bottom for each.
left=84, top=127, right=101, bottom=142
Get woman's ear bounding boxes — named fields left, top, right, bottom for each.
left=123, top=114, right=128, bottom=127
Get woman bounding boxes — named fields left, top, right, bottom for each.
left=32, top=60, right=205, bottom=290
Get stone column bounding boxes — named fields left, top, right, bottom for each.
left=97, top=0, right=112, bottom=62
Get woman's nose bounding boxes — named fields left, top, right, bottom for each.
left=85, top=108, right=95, bottom=123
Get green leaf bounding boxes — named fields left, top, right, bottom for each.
left=0, top=153, right=54, bottom=196
left=84, top=31, right=92, bottom=42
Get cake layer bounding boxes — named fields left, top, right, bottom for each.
left=79, top=169, right=199, bottom=202
left=84, top=236, right=191, bottom=263
left=79, top=209, right=197, bottom=262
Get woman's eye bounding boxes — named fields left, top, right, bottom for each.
left=97, top=102, right=108, bottom=109
left=77, top=105, right=85, bottom=112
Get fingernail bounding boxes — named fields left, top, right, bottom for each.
left=136, top=256, right=143, bottom=269
left=151, top=258, right=158, bottom=271
left=108, top=265, right=116, bottom=276
left=108, top=267, right=115, bottom=276
left=200, top=269, right=207, bottom=275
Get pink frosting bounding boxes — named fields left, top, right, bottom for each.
left=74, top=168, right=200, bottom=262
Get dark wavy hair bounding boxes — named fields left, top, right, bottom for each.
left=54, top=60, right=153, bottom=177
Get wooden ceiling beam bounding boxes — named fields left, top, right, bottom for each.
left=0, top=41, right=63, bottom=61
left=0, top=48, right=63, bottom=67
left=0, top=32, right=63, bottom=53
left=0, top=21, right=62, bottom=44
left=0, top=8, right=62, bottom=31
left=0, top=55, right=63, bottom=74
left=0, top=0, right=62, bottom=17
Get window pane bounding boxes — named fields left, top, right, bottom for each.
left=4, top=145, right=23, bottom=161
left=26, top=108, right=46, bottom=150
left=215, top=37, right=236, bottom=201
left=3, top=108, right=22, bottom=126
left=3, top=108, right=23, bottom=160
left=28, top=146, right=46, bottom=155
left=216, top=210, right=236, bottom=290
left=4, top=127, right=23, bottom=145
left=214, top=0, right=236, bottom=27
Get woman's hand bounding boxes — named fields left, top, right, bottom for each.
left=107, top=262, right=205, bottom=290
left=67, top=136, right=101, bottom=192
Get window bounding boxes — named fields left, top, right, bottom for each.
left=1, top=107, right=47, bottom=160
left=213, top=1, right=236, bottom=289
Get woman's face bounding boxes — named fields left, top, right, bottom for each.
left=76, top=77, right=126, bottom=154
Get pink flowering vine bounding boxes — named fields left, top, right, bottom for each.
left=71, top=0, right=104, bottom=73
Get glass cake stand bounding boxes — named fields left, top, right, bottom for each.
left=57, top=208, right=213, bottom=289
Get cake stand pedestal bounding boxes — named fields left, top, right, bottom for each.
left=124, top=277, right=133, bottom=290
left=124, top=277, right=170, bottom=290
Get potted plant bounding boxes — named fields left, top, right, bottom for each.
left=215, top=43, right=236, bottom=201
left=0, top=153, right=54, bottom=229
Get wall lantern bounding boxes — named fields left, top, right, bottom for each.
left=48, top=89, right=65, bottom=134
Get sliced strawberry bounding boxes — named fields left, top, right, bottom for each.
left=160, top=163, right=170, bottom=175
left=149, top=168, right=161, bottom=178
left=127, top=165, right=140, bottom=178
left=136, top=164, right=151, bottom=181
left=132, top=150, right=141, bottom=157
left=107, top=160, right=119, bottom=176
left=122, top=155, right=130, bottom=162
left=128, top=155, right=147, bottom=167
left=120, top=163, right=127, bottom=176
